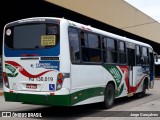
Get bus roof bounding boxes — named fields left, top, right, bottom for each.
left=5, top=17, right=153, bottom=50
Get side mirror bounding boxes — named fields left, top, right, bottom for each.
left=154, top=52, right=158, bottom=62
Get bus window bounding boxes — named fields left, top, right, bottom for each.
left=88, top=33, right=101, bottom=49
left=68, top=28, right=80, bottom=62
left=102, top=37, right=107, bottom=49
left=87, top=33, right=101, bottom=62
left=127, top=48, right=135, bottom=66
left=106, top=38, right=117, bottom=63
left=149, top=49, right=154, bottom=81
left=6, top=24, right=59, bottom=49
left=82, top=48, right=101, bottom=62
left=127, top=43, right=135, bottom=66
left=81, top=32, right=101, bottom=63
left=80, top=32, right=87, bottom=46
left=119, top=41, right=126, bottom=64
left=102, top=37, right=107, bottom=63
left=136, top=45, right=141, bottom=65
left=142, top=47, right=149, bottom=65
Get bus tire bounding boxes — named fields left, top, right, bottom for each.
left=103, top=83, right=115, bottom=109
left=136, top=80, right=147, bottom=98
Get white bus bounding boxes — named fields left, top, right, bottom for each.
left=3, top=17, right=155, bottom=108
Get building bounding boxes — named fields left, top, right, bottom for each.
left=0, top=0, right=160, bottom=54
left=0, top=0, right=160, bottom=80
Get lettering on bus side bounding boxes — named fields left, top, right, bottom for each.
left=29, top=77, right=53, bottom=81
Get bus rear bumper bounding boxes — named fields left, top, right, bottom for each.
left=3, top=90, right=71, bottom=106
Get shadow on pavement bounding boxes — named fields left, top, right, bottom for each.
left=19, top=93, right=152, bottom=119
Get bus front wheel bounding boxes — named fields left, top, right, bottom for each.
left=103, top=83, right=115, bottom=109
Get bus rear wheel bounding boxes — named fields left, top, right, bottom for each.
left=103, top=83, right=115, bottom=109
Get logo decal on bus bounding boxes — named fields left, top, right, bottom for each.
left=34, top=61, right=59, bottom=70
left=5, top=64, right=18, bottom=77
left=103, top=65, right=125, bottom=97
left=5, top=61, right=54, bottom=78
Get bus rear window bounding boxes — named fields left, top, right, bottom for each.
left=5, top=24, right=59, bottom=49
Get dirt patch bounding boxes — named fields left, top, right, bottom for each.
left=0, top=91, right=3, bottom=96
left=155, top=78, right=160, bottom=80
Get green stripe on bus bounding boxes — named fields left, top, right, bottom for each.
left=115, top=83, right=124, bottom=97
left=102, top=65, right=122, bottom=87
left=4, top=87, right=105, bottom=106
left=71, top=87, right=105, bottom=105
left=4, top=92, right=70, bottom=106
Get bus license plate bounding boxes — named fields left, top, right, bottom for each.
left=26, top=84, right=37, bottom=89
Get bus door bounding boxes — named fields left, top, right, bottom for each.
left=127, top=43, right=135, bottom=94
left=149, top=49, right=155, bottom=88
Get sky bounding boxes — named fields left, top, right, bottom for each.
left=124, top=0, right=160, bottom=22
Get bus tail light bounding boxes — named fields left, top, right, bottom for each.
left=56, top=73, right=64, bottom=90
left=2, top=72, right=9, bottom=88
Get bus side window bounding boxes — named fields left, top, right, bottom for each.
left=87, top=33, right=101, bottom=62
left=68, top=28, right=80, bottom=62
left=119, top=41, right=126, bottom=64
left=136, top=45, right=141, bottom=65
left=81, top=32, right=101, bottom=63
left=127, top=43, right=135, bottom=66
left=102, top=37, right=107, bottom=63
left=80, top=32, right=87, bottom=46
left=142, top=47, right=149, bottom=65
left=106, top=38, right=118, bottom=63
left=80, top=31, right=89, bottom=62
left=149, top=49, right=154, bottom=80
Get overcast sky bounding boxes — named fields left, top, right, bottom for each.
left=124, top=0, right=160, bottom=22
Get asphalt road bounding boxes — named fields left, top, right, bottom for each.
left=0, top=80, right=160, bottom=120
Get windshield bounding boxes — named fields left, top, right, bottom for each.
left=5, top=23, right=59, bottom=49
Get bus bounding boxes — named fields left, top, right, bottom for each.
left=2, top=17, right=155, bottom=108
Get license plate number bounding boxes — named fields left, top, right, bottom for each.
left=26, top=84, right=37, bottom=89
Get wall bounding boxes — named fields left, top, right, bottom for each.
left=46, top=0, right=160, bottom=43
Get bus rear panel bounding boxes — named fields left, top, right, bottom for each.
left=3, top=18, right=71, bottom=106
